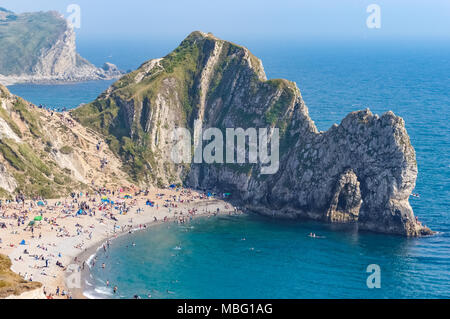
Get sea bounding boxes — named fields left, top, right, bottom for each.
left=7, top=37, right=450, bottom=299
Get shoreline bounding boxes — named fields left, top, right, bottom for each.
left=0, top=74, right=123, bottom=87
left=69, top=200, right=236, bottom=299
left=0, top=187, right=236, bottom=299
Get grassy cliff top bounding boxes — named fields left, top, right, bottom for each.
left=0, top=9, right=67, bottom=75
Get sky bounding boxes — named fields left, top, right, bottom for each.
left=2, top=0, right=450, bottom=44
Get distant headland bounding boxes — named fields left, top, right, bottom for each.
left=0, top=8, right=123, bottom=85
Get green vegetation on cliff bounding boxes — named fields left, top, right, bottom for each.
left=0, top=10, right=67, bottom=75
left=0, top=254, right=42, bottom=298
left=0, top=85, right=85, bottom=198
left=72, top=32, right=298, bottom=183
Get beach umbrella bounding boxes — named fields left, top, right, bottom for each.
left=28, top=221, right=35, bottom=226
left=37, top=201, right=45, bottom=207
left=20, top=240, right=26, bottom=245
left=34, top=216, right=43, bottom=221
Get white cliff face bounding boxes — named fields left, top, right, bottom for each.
left=33, top=27, right=79, bottom=77
left=0, top=163, right=17, bottom=193
left=0, top=11, right=123, bottom=85
left=0, top=84, right=131, bottom=197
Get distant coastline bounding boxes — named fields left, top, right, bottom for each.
left=0, top=72, right=123, bottom=87
left=0, top=9, right=124, bottom=87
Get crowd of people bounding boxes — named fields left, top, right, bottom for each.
left=0, top=185, right=240, bottom=299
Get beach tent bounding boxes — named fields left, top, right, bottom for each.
left=169, top=184, right=176, bottom=189
left=34, top=216, right=43, bottom=221
left=28, top=221, right=35, bottom=226
left=37, top=201, right=45, bottom=207
left=146, top=200, right=155, bottom=207
left=20, top=240, right=26, bottom=245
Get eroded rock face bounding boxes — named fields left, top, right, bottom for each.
left=0, top=163, right=17, bottom=193
left=0, top=84, right=131, bottom=198
left=72, top=31, right=433, bottom=236
left=326, top=170, right=362, bottom=223
left=0, top=10, right=123, bottom=85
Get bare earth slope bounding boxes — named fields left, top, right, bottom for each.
left=0, top=253, right=41, bottom=299
left=0, top=8, right=123, bottom=85
left=0, top=84, right=131, bottom=198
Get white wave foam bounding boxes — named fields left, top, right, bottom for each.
left=86, top=254, right=95, bottom=269
left=94, top=286, right=113, bottom=296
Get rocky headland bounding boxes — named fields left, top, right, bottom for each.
left=70, top=31, right=433, bottom=237
left=0, top=8, right=123, bottom=85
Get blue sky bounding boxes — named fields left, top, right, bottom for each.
left=2, top=0, right=450, bottom=43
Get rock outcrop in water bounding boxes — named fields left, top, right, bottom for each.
left=0, top=8, right=123, bottom=85
left=68, top=31, right=431, bottom=236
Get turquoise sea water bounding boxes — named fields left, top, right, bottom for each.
left=8, top=80, right=114, bottom=110
left=7, top=40, right=450, bottom=299
left=86, top=215, right=449, bottom=299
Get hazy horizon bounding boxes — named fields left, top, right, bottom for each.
left=2, top=0, right=449, bottom=45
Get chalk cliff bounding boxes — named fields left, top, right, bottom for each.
left=72, top=31, right=431, bottom=236
left=0, top=8, right=123, bottom=85
left=0, top=84, right=130, bottom=198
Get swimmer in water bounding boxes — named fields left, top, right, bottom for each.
left=309, top=233, right=325, bottom=239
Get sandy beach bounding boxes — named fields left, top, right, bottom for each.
left=0, top=187, right=237, bottom=299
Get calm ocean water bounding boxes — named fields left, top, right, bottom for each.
left=7, top=39, right=450, bottom=298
